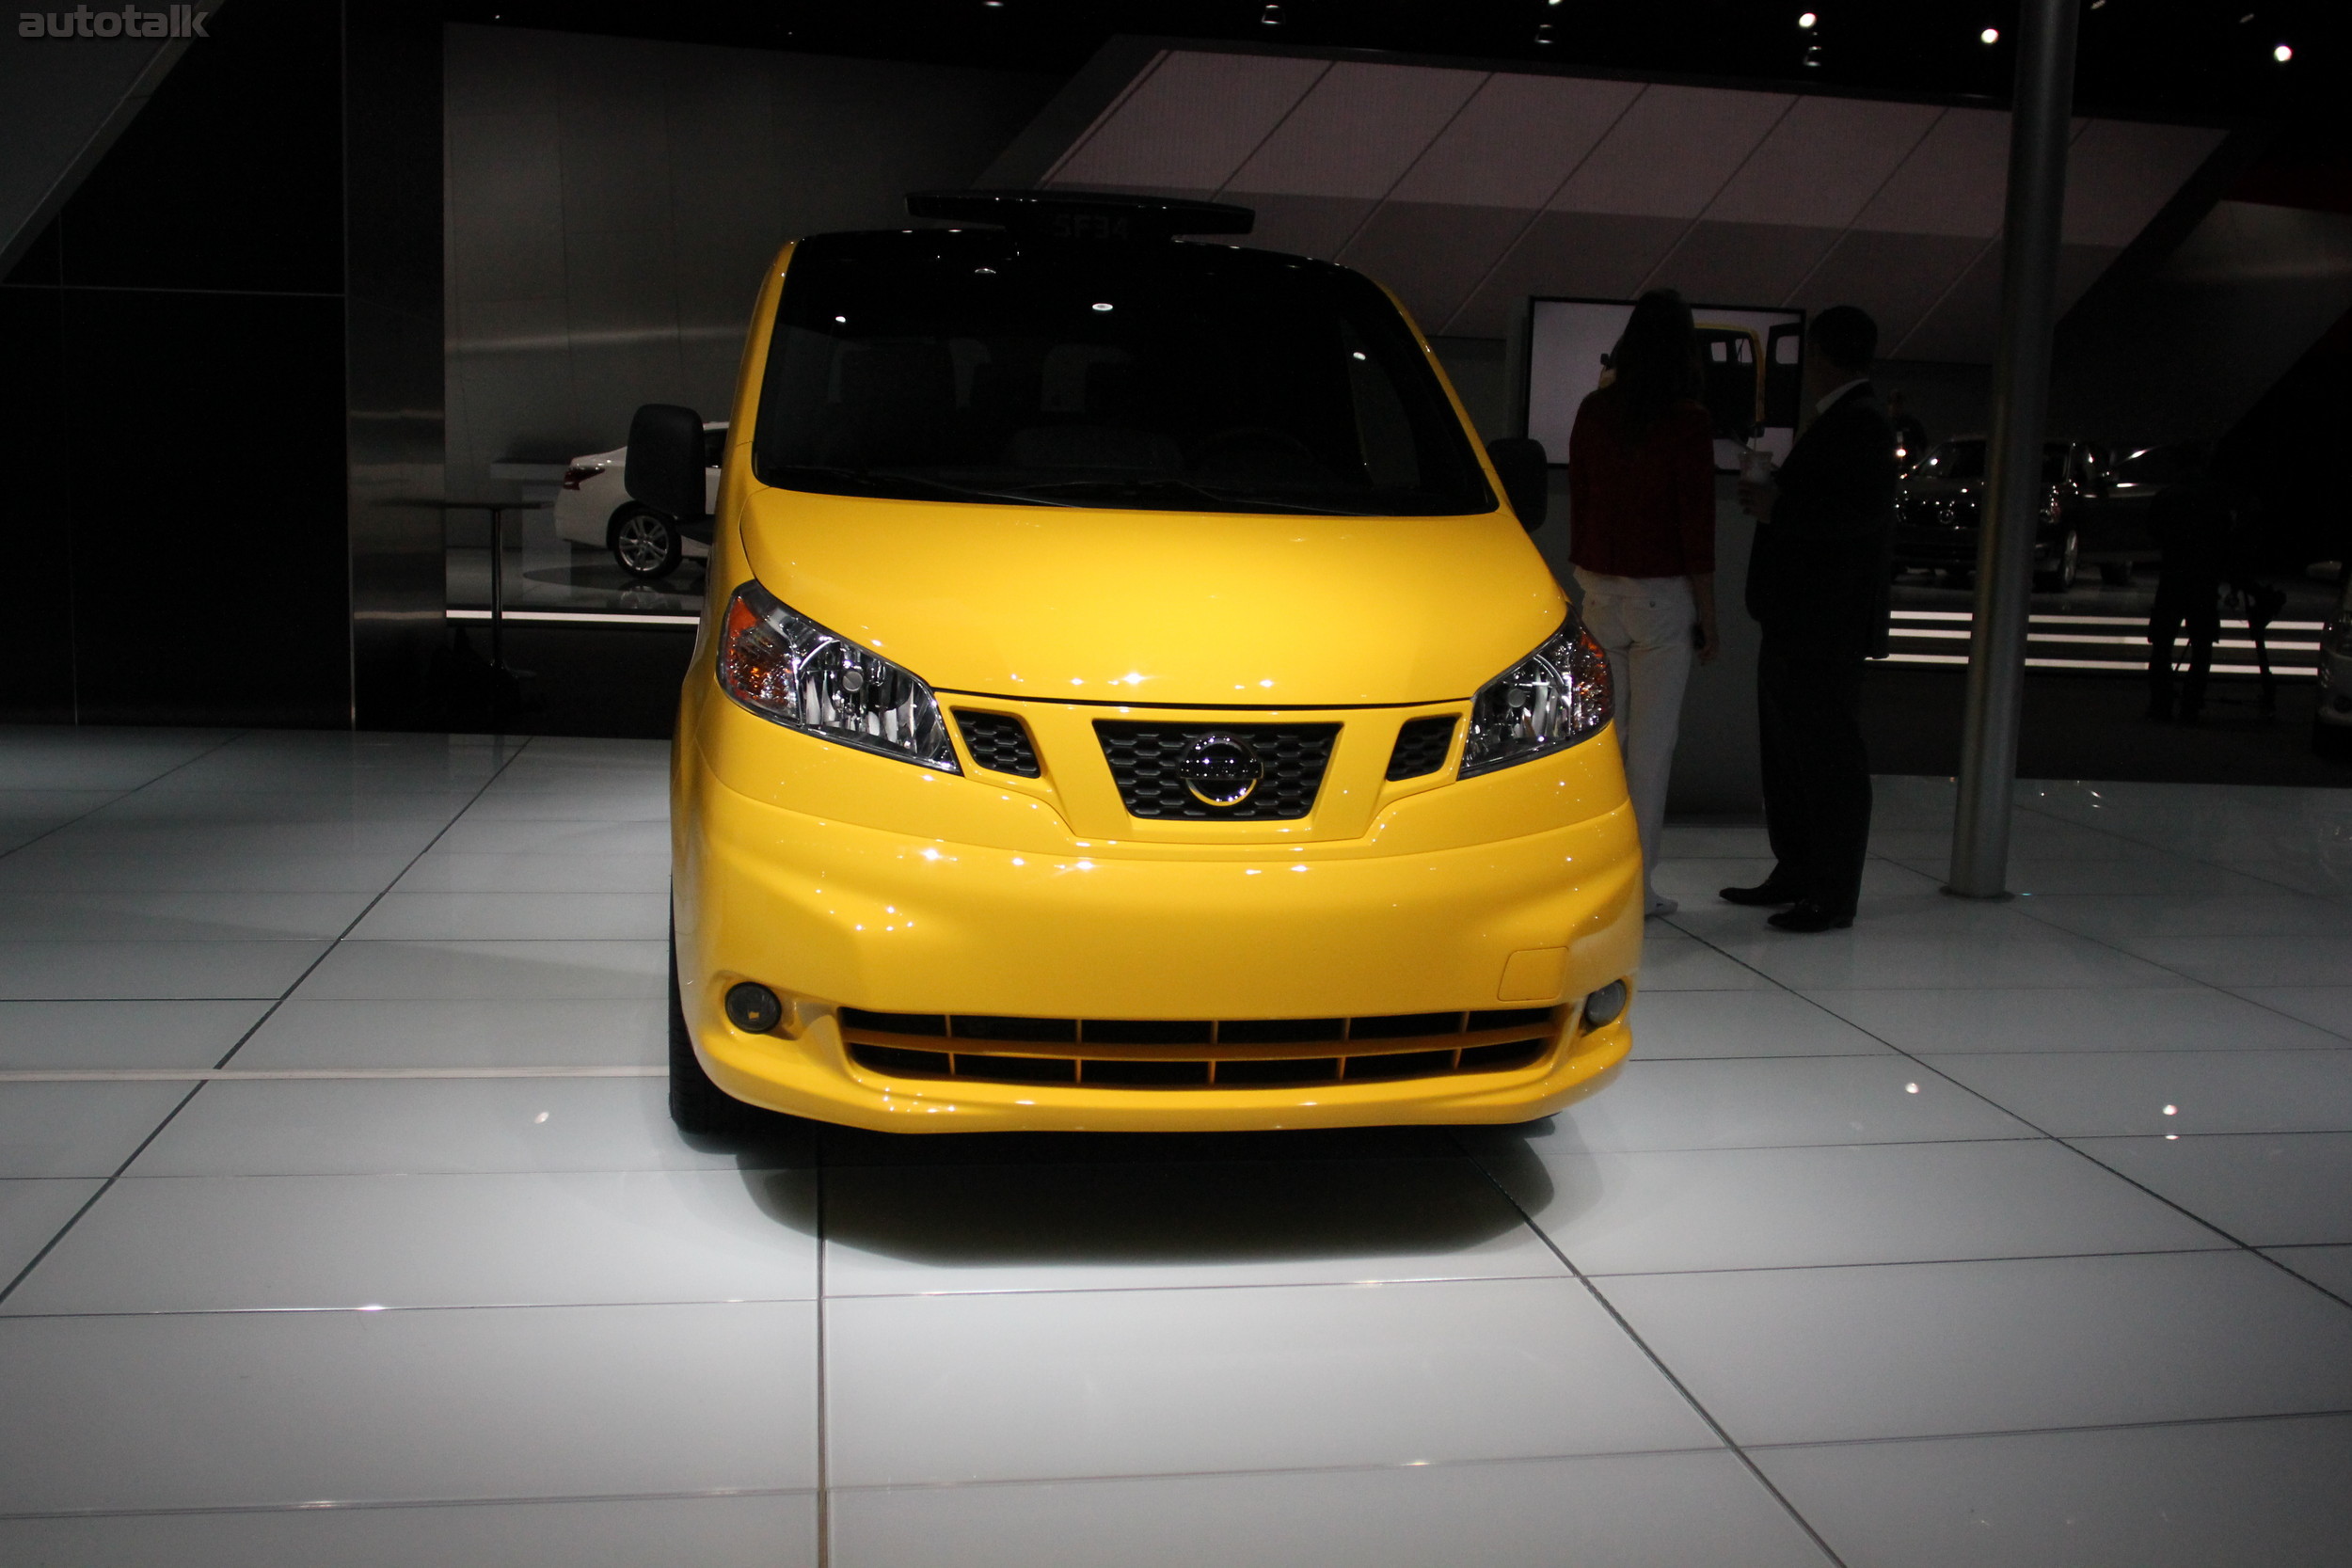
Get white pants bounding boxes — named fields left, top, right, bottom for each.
left=1573, top=569, right=1696, bottom=903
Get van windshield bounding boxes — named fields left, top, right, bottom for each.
left=752, top=230, right=1494, bottom=517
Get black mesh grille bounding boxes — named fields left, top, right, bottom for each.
left=1093, top=721, right=1340, bottom=819
left=1386, top=716, right=1457, bottom=781
left=954, top=711, right=1041, bottom=777
left=837, top=1006, right=1566, bottom=1091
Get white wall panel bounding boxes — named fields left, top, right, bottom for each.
left=1223, top=61, right=1486, bottom=199
left=1047, top=51, right=1326, bottom=194
left=1549, top=86, right=1795, bottom=218
left=1704, top=96, right=1943, bottom=230
left=1389, top=73, right=1643, bottom=209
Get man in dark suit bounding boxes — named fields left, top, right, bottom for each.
left=1724, top=306, right=1898, bottom=932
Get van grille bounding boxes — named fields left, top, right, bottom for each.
left=1386, top=716, right=1457, bottom=780
left=838, top=1006, right=1561, bottom=1089
left=1093, top=721, right=1339, bottom=819
left=954, top=711, right=1041, bottom=777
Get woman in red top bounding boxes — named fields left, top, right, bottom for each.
left=1567, top=290, right=1719, bottom=918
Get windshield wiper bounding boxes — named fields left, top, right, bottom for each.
left=1010, top=477, right=1363, bottom=516
left=773, top=467, right=1078, bottom=508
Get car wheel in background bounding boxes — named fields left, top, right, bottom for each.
left=2036, top=529, right=2080, bottom=593
left=612, top=505, right=683, bottom=580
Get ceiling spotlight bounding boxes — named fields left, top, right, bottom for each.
left=1534, top=22, right=1556, bottom=43
left=1979, top=26, right=1999, bottom=43
left=1804, top=40, right=1824, bottom=68
left=1260, top=2, right=1282, bottom=24
left=1797, top=11, right=1817, bottom=27
left=2274, top=42, right=2294, bottom=61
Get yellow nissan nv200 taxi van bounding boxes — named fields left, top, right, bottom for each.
left=634, top=192, right=1640, bottom=1135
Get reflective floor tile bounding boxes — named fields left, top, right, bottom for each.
left=1488, top=1140, right=2225, bottom=1276
left=0, top=1178, right=100, bottom=1282
left=1904, top=857, right=2282, bottom=896
left=821, top=1158, right=1564, bottom=1297
left=291, top=939, right=665, bottom=999
left=234, top=997, right=666, bottom=1069
left=0, top=999, right=271, bottom=1069
left=126, top=1078, right=807, bottom=1176
left=0, top=1083, right=189, bottom=1177
left=0, top=1302, right=817, bottom=1513
left=90, top=789, right=479, bottom=825
left=815, top=1122, right=1458, bottom=1169
left=825, top=1277, right=1714, bottom=1486
left=2070, top=1132, right=2352, bottom=1244
left=1599, top=1250, right=2352, bottom=1446
left=2231, top=986, right=2352, bottom=1040
left=0, top=847, right=423, bottom=893
left=392, top=850, right=674, bottom=894
left=1754, top=1415, right=2352, bottom=1568
left=458, top=788, right=668, bottom=822
left=1660, top=825, right=1772, bottom=856
left=1691, top=928, right=2180, bottom=991
left=0, top=1494, right=818, bottom=1568
left=0, top=788, right=121, bottom=849
left=431, top=817, right=672, bottom=856
left=350, top=893, right=668, bottom=941
left=2107, top=935, right=2352, bottom=986
left=0, top=727, right=230, bottom=789
left=0, top=940, right=329, bottom=1000
left=1804, top=986, right=2343, bottom=1053
left=1651, top=857, right=1940, bottom=910
left=0, top=893, right=374, bottom=942
left=1481, top=1056, right=2034, bottom=1156
left=1668, top=892, right=2043, bottom=945
left=2211, top=854, right=2352, bottom=896
left=1634, top=925, right=1774, bottom=990
left=1626, top=989, right=1893, bottom=1059
left=2018, top=892, right=2352, bottom=941
left=830, top=1450, right=1830, bottom=1568
left=1927, top=1050, right=2352, bottom=1136
left=7, top=1168, right=817, bottom=1312
left=2265, top=1244, right=2352, bottom=1298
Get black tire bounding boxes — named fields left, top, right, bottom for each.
left=2314, top=719, right=2352, bottom=764
left=669, top=929, right=750, bottom=1135
left=2035, top=530, right=2080, bottom=593
left=612, top=505, right=683, bottom=581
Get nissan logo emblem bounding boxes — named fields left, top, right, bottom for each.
left=1177, top=733, right=1263, bottom=808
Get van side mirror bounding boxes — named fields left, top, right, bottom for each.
left=625, top=404, right=709, bottom=527
left=1486, top=437, right=1549, bottom=531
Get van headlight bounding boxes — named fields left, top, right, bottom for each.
left=715, top=581, right=960, bottom=771
left=1460, top=616, right=1613, bottom=776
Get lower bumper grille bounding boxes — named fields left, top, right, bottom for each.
left=839, top=1006, right=1562, bottom=1089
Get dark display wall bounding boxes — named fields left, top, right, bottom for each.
left=0, top=0, right=441, bottom=728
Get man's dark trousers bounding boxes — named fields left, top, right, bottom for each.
left=1756, top=639, right=1870, bottom=916
left=1742, top=378, right=1897, bottom=920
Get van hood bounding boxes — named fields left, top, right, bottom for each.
left=735, top=487, right=1566, bottom=707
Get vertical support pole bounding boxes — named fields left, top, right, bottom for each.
left=1948, top=0, right=2081, bottom=897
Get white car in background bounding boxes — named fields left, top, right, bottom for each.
left=554, top=421, right=725, bottom=580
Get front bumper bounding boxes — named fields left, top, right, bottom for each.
left=672, top=696, right=1641, bottom=1132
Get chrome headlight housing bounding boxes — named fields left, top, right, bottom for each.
left=715, top=581, right=960, bottom=771
left=1460, top=615, right=1613, bottom=777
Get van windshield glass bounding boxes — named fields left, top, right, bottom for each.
left=752, top=231, right=1493, bottom=516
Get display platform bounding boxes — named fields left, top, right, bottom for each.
left=0, top=727, right=2347, bottom=1564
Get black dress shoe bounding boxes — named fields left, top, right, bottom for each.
left=1768, top=899, right=1853, bottom=933
left=1720, top=881, right=1800, bottom=907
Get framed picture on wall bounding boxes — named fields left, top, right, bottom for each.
left=1523, top=296, right=1806, bottom=473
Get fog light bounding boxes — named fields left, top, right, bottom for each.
left=725, top=982, right=784, bottom=1034
left=1582, top=980, right=1629, bottom=1028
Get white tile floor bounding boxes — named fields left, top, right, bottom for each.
left=0, top=730, right=2348, bottom=1567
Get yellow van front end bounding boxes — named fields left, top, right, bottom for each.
left=663, top=198, right=1640, bottom=1132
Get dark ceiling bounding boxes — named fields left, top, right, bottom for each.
left=443, top=1, right=2346, bottom=134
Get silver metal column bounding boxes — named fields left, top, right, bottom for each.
left=1948, top=0, right=2082, bottom=896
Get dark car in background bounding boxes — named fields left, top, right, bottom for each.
left=2073, top=440, right=2207, bottom=586
left=1893, top=436, right=2100, bottom=591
